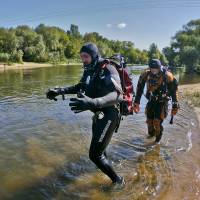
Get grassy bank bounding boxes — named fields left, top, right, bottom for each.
left=185, top=90, right=200, bottom=107
left=180, top=84, right=200, bottom=107
left=180, top=83, right=200, bottom=123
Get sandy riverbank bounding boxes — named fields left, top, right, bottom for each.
left=0, top=62, right=82, bottom=72
left=179, top=83, right=200, bottom=123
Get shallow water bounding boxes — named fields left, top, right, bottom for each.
left=0, top=65, right=200, bottom=200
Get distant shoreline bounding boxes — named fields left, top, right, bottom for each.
left=0, top=62, right=82, bottom=72
left=0, top=62, right=147, bottom=72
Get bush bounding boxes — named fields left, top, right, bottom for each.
left=48, top=52, right=60, bottom=64
left=0, top=53, right=10, bottom=63
left=195, top=65, right=200, bottom=74
left=10, top=50, right=23, bottom=63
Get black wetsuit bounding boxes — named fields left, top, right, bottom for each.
left=64, top=60, right=123, bottom=183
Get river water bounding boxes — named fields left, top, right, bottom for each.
left=0, top=65, right=200, bottom=200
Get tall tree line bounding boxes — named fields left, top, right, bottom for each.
left=0, top=24, right=166, bottom=65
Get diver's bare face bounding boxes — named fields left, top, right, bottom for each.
left=150, top=68, right=160, bottom=75
left=80, top=52, right=92, bottom=65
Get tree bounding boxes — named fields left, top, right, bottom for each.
left=68, top=24, right=80, bottom=38
left=180, top=46, right=199, bottom=72
left=148, top=43, right=168, bottom=65
left=0, top=28, right=19, bottom=54
left=64, top=37, right=82, bottom=59
left=163, top=19, right=200, bottom=72
left=148, top=43, right=160, bottom=60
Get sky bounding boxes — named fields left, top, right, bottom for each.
left=0, top=0, right=199, bottom=50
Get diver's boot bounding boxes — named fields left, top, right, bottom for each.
left=113, top=176, right=125, bottom=185
left=112, top=176, right=125, bottom=190
left=147, top=130, right=155, bottom=138
left=155, top=131, right=163, bottom=143
left=101, top=176, right=125, bottom=192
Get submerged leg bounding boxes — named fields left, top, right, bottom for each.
left=146, top=101, right=155, bottom=137
left=89, top=109, right=123, bottom=184
left=146, top=119, right=155, bottom=137
left=153, top=119, right=163, bottom=143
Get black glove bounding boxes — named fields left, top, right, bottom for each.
left=69, top=93, right=95, bottom=113
left=46, top=87, right=65, bottom=101
left=172, top=102, right=180, bottom=109
left=171, top=102, right=180, bottom=116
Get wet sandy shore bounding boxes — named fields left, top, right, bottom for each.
left=180, top=83, right=200, bottom=123
left=0, top=62, right=81, bottom=72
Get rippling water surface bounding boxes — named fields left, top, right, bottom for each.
left=0, top=65, right=200, bottom=200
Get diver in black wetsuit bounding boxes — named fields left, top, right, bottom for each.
left=46, top=43, right=124, bottom=184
